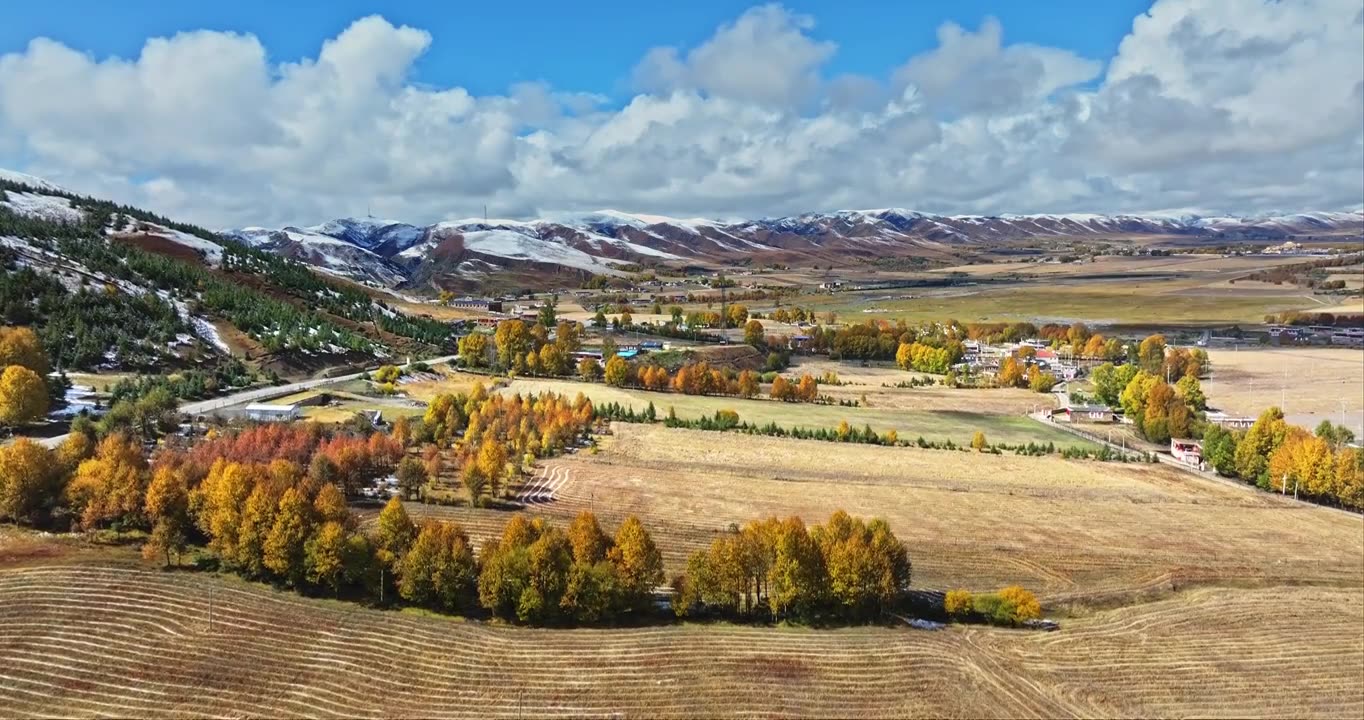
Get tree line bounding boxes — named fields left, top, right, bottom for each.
left=591, top=402, right=1143, bottom=462
left=1202, top=409, right=1362, bottom=510
left=673, top=511, right=912, bottom=622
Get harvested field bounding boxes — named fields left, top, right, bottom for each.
left=788, top=358, right=1044, bottom=413
left=0, top=564, right=1358, bottom=718
left=384, top=424, right=1363, bottom=602
left=1204, top=347, right=1364, bottom=437
left=496, top=376, right=1083, bottom=448
left=936, top=254, right=1315, bottom=277
left=802, top=276, right=1322, bottom=325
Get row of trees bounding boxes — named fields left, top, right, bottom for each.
left=895, top=341, right=965, bottom=374
left=673, top=511, right=912, bottom=622
left=1202, top=409, right=1362, bottom=510
left=602, top=356, right=825, bottom=405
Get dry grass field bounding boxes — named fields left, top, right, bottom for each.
left=493, top=375, right=1083, bottom=448
left=931, top=254, right=1309, bottom=278
left=2, top=482, right=1360, bottom=718
left=802, top=281, right=1320, bottom=326
left=1203, top=347, right=1364, bottom=437
left=788, top=358, right=1043, bottom=413
left=387, top=424, right=1363, bottom=604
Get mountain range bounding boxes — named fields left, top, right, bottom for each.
left=224, top=207, right=1364, bottom=291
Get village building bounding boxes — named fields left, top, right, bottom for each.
left=448, top=297, right=503, bottom=312
left=245, top=403, right=300, bottom=423
left=1206, top=411, right=1256, bottom=430
left=1170, top=438, right=1203, bottom=466
left=1049, top=405, right=1116, bottom=423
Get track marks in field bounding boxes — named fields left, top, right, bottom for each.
left=516, top=465, right=574, bottom=506
left=1, top=565, right=1361, bottom=718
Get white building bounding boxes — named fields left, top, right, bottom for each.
left=245, top=403, right=299, bottom=422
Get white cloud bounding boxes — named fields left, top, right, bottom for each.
left=632, top=4, right=836, bottom=109
left=0, top=1, right=1360, bottom=227
left=893, top=17, right=1102, bottom=115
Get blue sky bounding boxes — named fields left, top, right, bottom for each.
left=1, top=0, right=1360, bottom=226
left=1, top=0, right=1152, bottom=102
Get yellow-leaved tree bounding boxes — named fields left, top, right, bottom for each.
left=0, top=327, right=50, bottom=376
left=65, top=433, right=148, bottom=531
left=0, top=438, right=59, bottom=524
left=0, top=365, right=48, bottom=426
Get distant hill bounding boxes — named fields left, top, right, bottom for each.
left=228, top=207, right=1364, bottom=291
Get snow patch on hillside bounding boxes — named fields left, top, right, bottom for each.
left=2, top=191, right=84, bottom=223
left=125, top=221, right=225, bottom=264
left=460, top=228, right=615, bottom=272
left=0, top=169, right=68, bottom=193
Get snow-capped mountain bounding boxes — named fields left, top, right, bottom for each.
left=227, top=207, right=1362, bottom=290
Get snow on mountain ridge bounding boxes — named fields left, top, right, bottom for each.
left=0, top=169, right=68, bottom=194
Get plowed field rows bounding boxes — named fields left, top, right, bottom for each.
left=1, top=566, right=1359, bottom=718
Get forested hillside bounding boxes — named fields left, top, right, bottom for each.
left=0, top=176, right=452, bottom=373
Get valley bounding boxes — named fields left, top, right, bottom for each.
left=1, top=168, right=1362, bottom=719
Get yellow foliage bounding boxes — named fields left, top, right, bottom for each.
left=0, top=327, right=49, bottom=376
left=944, top=589, right=973, bottom=617
left=997, top=585, right=1042, bottom=622
left=0, top=364, right=48, bottom=425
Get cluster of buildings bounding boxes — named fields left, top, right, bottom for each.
left=1266, top=325, right=1364, bottom=347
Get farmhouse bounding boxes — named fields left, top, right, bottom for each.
left=245, top=403, right=300, bottom=422
left=1049, top=405, right=1116, bottom=423
left=1170, top=438, right=1203, bottom=466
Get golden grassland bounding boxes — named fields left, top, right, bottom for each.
left=535, top=424, right=1363, bottom=597
left=3, top=430, right=1361, bottom=718
left=1203, top=346, right=1364, bottom=435
left=0, top=564, right=1357, bottom=718
left=797, top=280, right=1322, bottom=326
left=491, top=375, right=1081, bottom=448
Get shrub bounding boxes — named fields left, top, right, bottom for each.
left=944, top=589, right=973, bottom=618
left=997, top=585, right=1041, bottom=622
left=971, top=592, right=1015, bottom=625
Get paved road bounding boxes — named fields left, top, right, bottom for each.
left=37, top=355, right=457, bottom=449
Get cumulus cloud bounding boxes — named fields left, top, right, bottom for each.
left=632, top=4, right=836, bottom=109
left=0, top=1, right=1360, bottom=227
left=892, top=17, right=1102, bottom=116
